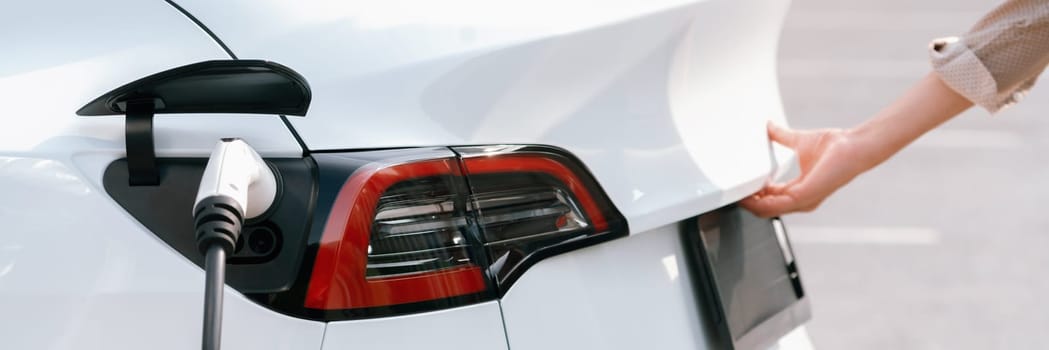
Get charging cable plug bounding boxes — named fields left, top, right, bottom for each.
left=192, top=138, right=277, bottom=350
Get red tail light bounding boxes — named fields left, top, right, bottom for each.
left=306, top=158, right=487, bottom=309
left=461, top=154, right=609, bottom=232
left=298, top=145, right=626, bottom=318
left=455, top=146, right=622, bottom=289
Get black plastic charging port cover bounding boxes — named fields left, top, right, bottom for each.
left=75, top=60, right=311, bottom=117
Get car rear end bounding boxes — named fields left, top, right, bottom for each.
left=0, top=0, right=809, bottom=349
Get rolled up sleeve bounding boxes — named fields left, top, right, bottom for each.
left=930, top=0, right=1049, bottom=114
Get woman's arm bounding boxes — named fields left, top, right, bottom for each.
left=742, top=0, right=1048, bottom=218
left=740, top=73, right=973, bottom=218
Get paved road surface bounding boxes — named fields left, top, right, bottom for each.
left=777, top=0, right=1049, bottom=348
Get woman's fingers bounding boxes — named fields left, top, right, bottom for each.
left=743, top=124, right=863, bottom=217
left=740, top=191, right=799, bottom=218
left=744, top=156, right=826, bottom=217
left=745, top=141, right=852, bottom=217
left=742, top=179, right=823, bottom=218
left=767, top=122, right=799, bottom=148
left=765, top=176, right=803, bottom=195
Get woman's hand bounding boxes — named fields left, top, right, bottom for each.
left=742, top=74, right=973, bottom=217
left=741, top=122, right=875, bottom=218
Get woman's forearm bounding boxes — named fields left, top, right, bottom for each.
left=848, top=73, right=974, bottom=170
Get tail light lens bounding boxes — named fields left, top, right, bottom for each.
left=368, top=177, right=472, bottom=278
left=455, top=146, right=623, bottom=290
left=296, top=145, right=625, bottom=319
left=305, top=152, right=490, bottom=311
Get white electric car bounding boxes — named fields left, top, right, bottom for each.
left=0, top=0, right=810, bottom=349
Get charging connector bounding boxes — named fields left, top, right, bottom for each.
left=193, top=138, right=277, bottom=350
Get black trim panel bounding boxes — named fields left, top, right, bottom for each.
left=76, top=60, right=311, bottom=117
left=103, top=157, right=316, bottom=294
left=680, top=206, right=811, bottom=350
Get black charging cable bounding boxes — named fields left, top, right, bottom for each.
left=194, top=196, right=245, bottom=350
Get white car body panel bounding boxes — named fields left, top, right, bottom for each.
left=322, top=302, right=509, bottom=350
left=501, top=223, right=718, bottom=349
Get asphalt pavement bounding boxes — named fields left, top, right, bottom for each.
left=777, top=0, right=1049, bottom=348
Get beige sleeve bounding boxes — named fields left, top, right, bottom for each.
left=929, top=0, right=1049, bottom=114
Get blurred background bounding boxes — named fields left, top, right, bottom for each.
left=777, top=0, right=1049, bottom=348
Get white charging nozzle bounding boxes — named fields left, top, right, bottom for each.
left=194, top=138, right=277, bottom=220
left=193, top=138, right=277, bottom=350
